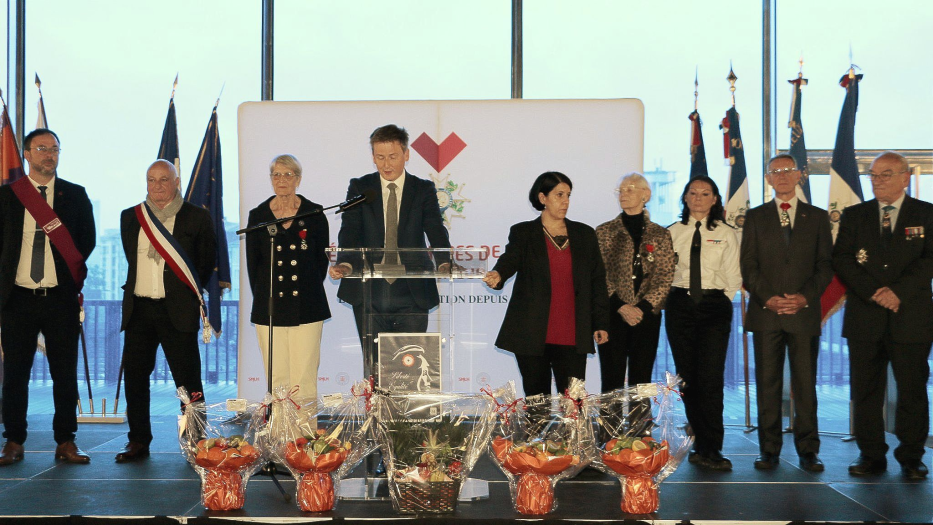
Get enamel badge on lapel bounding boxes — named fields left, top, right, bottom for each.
left=905, top=226, right=925, bottom=240
left=856, top=248, right=868, bottom=265
left=645, top=243, right=655, bottom=262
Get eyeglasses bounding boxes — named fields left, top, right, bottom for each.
left=614, top=185, right=642, bottom=195
left=867, top=170, right=907, bottom=181
left=766, top=167, right=797, bottom=176
left=29, top=146, right=61, bottom=154
left=271, top=172, right=299, bottom=180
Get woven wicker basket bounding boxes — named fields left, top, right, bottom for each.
left=395, top=480, right=461, bottom=514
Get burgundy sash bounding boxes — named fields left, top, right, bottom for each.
left=10, top=177, right=87, bottom=292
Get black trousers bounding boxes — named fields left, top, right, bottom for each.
left=665, top=289, right=733, bottom=454
left=752, top=330, right=820, bottom=456
left=1, top=286, right=81, bottom=445
left=514, top=344, right=587, bottom=398
left=122, top=297, right=204, bottom=445
left=351, top=279, right=428, bottom=380
left=597, top=308, right=662, bottom=392
left=849, top=335, right=932, bottom=463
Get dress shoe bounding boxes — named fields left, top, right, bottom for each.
left=798, top=452, right=824, bottom=472
left=0, top=441, right=24, bottom=466
left=54, top=441, right=91, bottom=464
left=900, top=460, right=928, bottom=480
left=754, top=452, right=780, bottom=470
left=115, top=442, right=150, bottom=463
left=688, top=450, right=700, bottom=464
left=696, top=451, right=733, bottom=471
left=848, top=455, right=886, bottom=476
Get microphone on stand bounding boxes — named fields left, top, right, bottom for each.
left=337, top=189, right=378, bottom=213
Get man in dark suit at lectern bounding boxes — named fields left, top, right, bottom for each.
left=740, top=154, right=833, bottom=473
left=833, top=151, right=933, bottom=480
left=329, top=124, right=451, bottom=379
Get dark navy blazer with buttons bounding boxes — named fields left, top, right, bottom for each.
left=246, top=195, right=331, bottom=326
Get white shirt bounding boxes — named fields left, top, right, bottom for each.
left=15, top=175, right=58, bottom=288
left=773, top=195, right=799, bottom=229
left=878, top=192, right=906, bottom=232
left=134, top=215, right=176, bottom=299
left=668, top=216, right=742, bottom=300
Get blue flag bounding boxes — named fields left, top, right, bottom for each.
left=157, top=97, right=180, bottom=174
left=720, top=107, right=749, bottom=236
left=787, top=76, right=812, bottom=203
left=827, top=71, right=864, bottom=237
left=185, top=105, right=230, bottom=335
left=688, top=110, right=709, bottom=179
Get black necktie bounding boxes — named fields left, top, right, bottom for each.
left=689, top=220, right=702, bottom=304
left=30, top=185, right=48, bottom=284
left=780, top=202, right=792, bottom=245
left=881, top=205, right=895, bottom=247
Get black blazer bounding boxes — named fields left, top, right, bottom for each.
left=740, top=200, right=833, bottom=336
left=120, top=202, right=217, bottom=333
left=832, top=196, right=933, bottom=344
left=246, top=195, right=331, bottom=326
left=491, top=217, right=610, bottom=356
left=335, top=171, right=450, bottom=309
left=0, top=177, right=96, bottom=309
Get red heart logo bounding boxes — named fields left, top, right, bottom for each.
left=410, top=132, right=467, bottom=173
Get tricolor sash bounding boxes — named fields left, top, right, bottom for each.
left=135, top=202, right=213, bottom=342
left=10, top=177, right=88, bottom=292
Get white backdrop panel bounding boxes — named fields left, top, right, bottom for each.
left=237, top=99, right=643, bottom=401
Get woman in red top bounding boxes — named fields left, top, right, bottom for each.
left=483, top=172, right=610, bottom=398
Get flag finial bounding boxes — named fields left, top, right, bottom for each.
left=798, top=53, right=804, bottom=78
left=34, top=74, right=41, bottom=89
left=215, top=82, right=225, bottom=109
left=172, top=73, right=178, bottom=99
left=694, top=66, right=699, bottom=111
left=727, top=63, right=738, bottom=107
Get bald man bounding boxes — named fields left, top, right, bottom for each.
left=833, top=151, right=933, bottom=480
left=115, top=160, right=216, bottom=463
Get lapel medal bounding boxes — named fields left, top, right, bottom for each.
left=645, top=243, right=655, bottom=262
left=905, top=226, right=925, bottom=240
left=299, top=229, right=308, bottom=250
left=856, top=248, right=868, bottom=265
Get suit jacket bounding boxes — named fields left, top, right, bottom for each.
left=120, top=202, right=217, bottom=333
left=491, top=217, right=610, bottom=356
left=0, top=177, right=96, bottom=310
left=832, top=196, right=933, bottom=343
left=335, top=171, right=450, bottom=309
left=246, top=195, right=331, bottom=326
left=595, top=212, right=675, bottom=314
left=740, top=200, right=833, bottom=336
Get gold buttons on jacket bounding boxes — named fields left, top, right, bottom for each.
left=291, top=275, right=297, bottom=281
left=276, top=245, right=282, bottom=252
left=292, top=290, right=298, bottom=296
left=290, top=260, right=297, bottom=266
left=278, top=275, right=283, bottom=281
left=277, top=261, right=283, bottom=267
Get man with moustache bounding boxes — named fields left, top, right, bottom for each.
left=740, top=154, right=833, bottom=472
left=833, top=151, right=933, bottom=480
left=0, top=128, right=96, bottom=465
left=114, top=159, right=216, bottom=463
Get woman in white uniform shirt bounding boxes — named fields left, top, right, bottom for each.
left=665, top=176, right=741, bottom=471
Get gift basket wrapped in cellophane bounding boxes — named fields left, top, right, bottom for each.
left=177, top=387, right=265, bottom=511
left=257, top=384, right=376, bottom=512
left=486, top=378, right=592, bottom=515
left=588, top=372, right=692, bottom=515
left=371, top=387, right=498, bottom=514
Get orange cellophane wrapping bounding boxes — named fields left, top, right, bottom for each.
left=194, top=442, right=261, bottom=472
left=298, top=471, right=335, bottom=512
left=201, top=470, right=245, bottom=511
left=285, top=442, right=349, bottom=512
left=491, top=437, right=576, bottom=515
left=515, top=472, right=552, bottom=514
left=601, top=439, right=670, bottom=514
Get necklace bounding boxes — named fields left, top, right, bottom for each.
left=543, top=226, right=569, bottom=250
